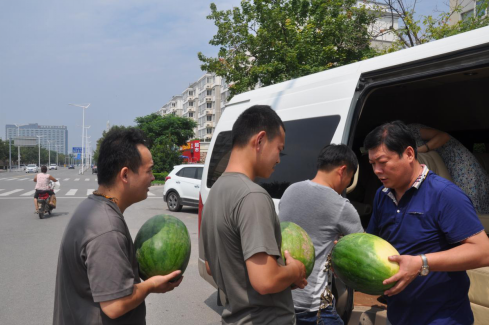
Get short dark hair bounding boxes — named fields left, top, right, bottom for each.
left=363, top=121, right=417, bottom=158
left=232, top=105, right=285, bottom=148
left=97, top=128, right=148, bottom=186
left=41, top=166, right=47, bottom=173
left=317, top=144, right=358, bottom=173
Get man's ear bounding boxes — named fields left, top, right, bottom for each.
left=405, top=146, right=416, bottom=162
left=338, top=165, right=347, bottom=178
left=255, top=131, right=266, bottom=150
left=120, top=167, right=129, bottom=184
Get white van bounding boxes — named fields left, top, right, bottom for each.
left=198, top=27, right=489, bottom=324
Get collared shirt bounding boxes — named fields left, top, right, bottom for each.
left=367, top=168, right=484, bottom=325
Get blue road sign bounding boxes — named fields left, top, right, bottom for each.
left=77, top=154, right=81, bottom=159
left=73, top=147, right=82, bottom=153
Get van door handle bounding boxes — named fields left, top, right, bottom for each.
left=176, top=181, right=180, bottom=184
left=195, top=185, right=199, bottom=188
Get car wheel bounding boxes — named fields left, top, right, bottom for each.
left=167, top=192, right=183, bottom=212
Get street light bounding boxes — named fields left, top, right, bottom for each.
left=14, top=123, right=27, bottom=171
left=36, top=135, right=45, bottom=168
left=69, top=103, right=90, bottom=174
left=47, top=140, right=51, bottom=166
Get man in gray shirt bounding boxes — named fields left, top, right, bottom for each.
left=279, top=144, right=364, bottom=325
left=53, top=128, right=182, bottom=324
left=201, top=105, right=308, bottom=324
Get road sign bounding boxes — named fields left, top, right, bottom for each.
left=73, top=147, right=82, bottom=153
left=13, top=137, right=37, bottom=147
left=77, top=154, right=81, bottom=159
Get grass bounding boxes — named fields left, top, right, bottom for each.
left=151, top=180, right=165, bottom=186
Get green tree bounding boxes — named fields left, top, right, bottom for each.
left=198, top=0, right=378, bottom=98
left=150, top=137, right=183, bottom=174
left=135, top=114, right=196, bottom=148
left=377, top=0, right=488, bottom=52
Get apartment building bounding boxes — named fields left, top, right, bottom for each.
left=5, top=123, right=68, bottom=154
left=449, top=0, right=487, bottom=24
left=159, top=73, right=223, bottom=141
left=158, top=95, right=183, bottom=117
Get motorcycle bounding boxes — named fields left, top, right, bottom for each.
left=37, top=180, right=60, bottom=219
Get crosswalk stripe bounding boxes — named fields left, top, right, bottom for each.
left=87, top=189, right=95, bottom=196
left=0, top=178, right=7, bottom=180
left=0, top=189, right=24, bottom=196
left=66, top=189, right=78, bottom=196
left=21, top=190, right=36, bottom=196
left=64, top=178, right=70, bottom=181
left=75, top=178, right=80, bottom=181
left=55, top=189, right=61, bottom=193
left=19, top=178, right=30, bottom=181
left=85, top=178, right=90, bottom=181
left=147, top=192, right=156, bottom=196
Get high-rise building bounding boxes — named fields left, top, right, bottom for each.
left=449, top=0, right=487, bottom=24
left=5, top=123, right=68, bottom=154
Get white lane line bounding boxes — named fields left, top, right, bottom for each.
left=55, top=189, right=61, bottom=193
left=0, top=189, right=24, bottom=196
left=147, top=192, right=156, bottom=196
left=87, top=189, right=95, bottom=196
left=75, top=178, right=80, bottom=181
left=19, top=178, right=30, bottom=181
left=64, top=178, right=70, bottom=181
left=0, top=178, right=7, bottom=180
left=85, top=178, right=90, bottom=181
left=21, top=190, right=36, bottom=196
left=65, top=189, right=78, bottom=196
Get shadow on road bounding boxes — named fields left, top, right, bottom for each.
left=204, top=291, right=224, bottom=316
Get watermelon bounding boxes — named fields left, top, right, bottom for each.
left=134, top=214, right=191, bottom=281
left=280, top=221, right=315, bottom=278
left=331, top=233, right=400, bottom=295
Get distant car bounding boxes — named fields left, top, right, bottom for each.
left=20, top=164, right=27, bottom=171
left=68, top=165, right=75, bottom=169
left=49, top=164, right=58, bottom=170
left=92, top=165, right=97, bottom=174
left=26, top=164, right=38, bottom=173
left=163, top=164, right=204, bottom=212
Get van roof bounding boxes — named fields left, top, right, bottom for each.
left=227, top=27, right=489, bottom=109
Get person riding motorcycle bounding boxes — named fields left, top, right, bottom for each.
left=33, top=165, right=58, bottom=214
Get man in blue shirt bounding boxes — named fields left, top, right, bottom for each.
left=364, top=121, right=488, bottom=325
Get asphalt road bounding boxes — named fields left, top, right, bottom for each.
left=0, top=168, right=222, bottom=324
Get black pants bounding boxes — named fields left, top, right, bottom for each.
left=34, top=190, right=54, bottom=198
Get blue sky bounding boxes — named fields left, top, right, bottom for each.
left=0, top=0, right=449, bottom=151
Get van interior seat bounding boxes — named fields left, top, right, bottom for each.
left=473, top=152, right=489, bottom=173
left=417, top=151, right=453, bottom=183
left=467, top=267, right=489, bottom=325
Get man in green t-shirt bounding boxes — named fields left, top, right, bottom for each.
left=201, top=105, right=307, bottom=324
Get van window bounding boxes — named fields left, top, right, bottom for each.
left=206, top=115, right=341, bottom=198
left=196, top=167, right=203, bottom=180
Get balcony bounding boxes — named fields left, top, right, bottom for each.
left=205, top=96, right=212, bottom=102
left=206, top=122, right=215, bottom=128
left=205, top=110, right=212, bottom=115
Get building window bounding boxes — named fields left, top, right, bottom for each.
left=189, top=90, right=194, bottom=96
left=189, top=101, right=194, bottom=107
left=207, top=115, right=213, bottom=121
left=207, top=128, right=213, bottom=134
left=461, top=9, right=473, bottom=21
left=207, top=102, right=212, bottom=109
left=207, top=90, right=212, bottom=96
left=189, top=113, right=194, bottom=118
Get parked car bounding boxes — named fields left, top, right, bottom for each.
left=163, top=164, right=204, bottom=212
left=68, top=165, right=75, bottom=169
left=26, top=164, right=38, bottom=173
left=92, top=165, right=97, bottom=174
left=49, top=163, right=58, bottom=170
left=198, top=27, right=489, bottom=325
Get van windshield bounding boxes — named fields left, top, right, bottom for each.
left=207, top=115, right=341, bottom=199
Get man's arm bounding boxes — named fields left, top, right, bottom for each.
left=205, top=261, right=212, bottom=276
left=100, top=270, right=182, bottom=319
left=382, top=231, right=489, bottom=296
left=245, top=250, right=307, bottom=295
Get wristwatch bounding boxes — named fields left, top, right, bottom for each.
left=419, top=254, right=429, bottom=276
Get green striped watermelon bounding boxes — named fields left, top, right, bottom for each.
left=280, top=221, right=315, bottom=278
left=134, top=214, right=191, bottom=281
left=331, top=233, right=400, bottom=295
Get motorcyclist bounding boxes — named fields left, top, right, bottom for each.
left=33, top=165, right=58, bottom=214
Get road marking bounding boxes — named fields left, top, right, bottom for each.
left=75, top=178, right=80, bottom=181
left=64, top=178, right=70, bottom=181
left=95, top=178, right=97, bottom=182
left=0, top=189, right=24, bottom=196
left=85, top=178, right=90, bottom=181
left=147, top=192, right=156, bottom=196
left=0, top=178, right=7, bottom=180
left=55, top=189, right=61, bottom=193
left=19, top=178, right=30, bottom=181
left=87, top=189, right=95, bottom=196
left=65, top=189, right=78, bottom=196
left=21, top=190, right=36, bottom=196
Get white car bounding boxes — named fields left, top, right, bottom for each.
left=163, top=164, right=204, bottom=212
left=49, top=164, right=58, bottom=170
left=26, top=164, right=38, bottom=173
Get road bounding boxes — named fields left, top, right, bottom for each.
left=0, top=168, right=222, bottom=324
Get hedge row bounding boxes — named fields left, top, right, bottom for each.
left=153, top=172, right=169, bottom=181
